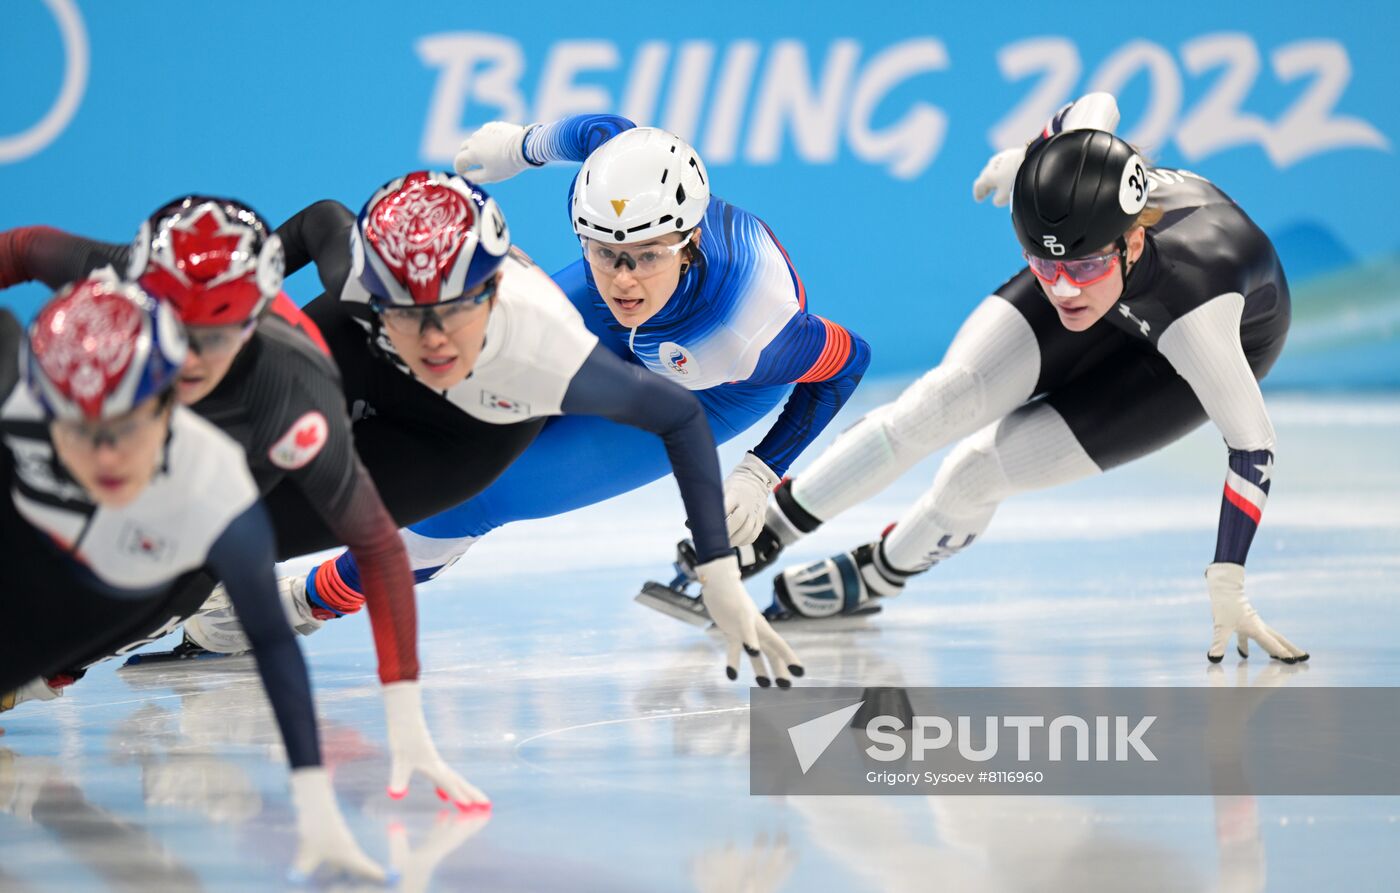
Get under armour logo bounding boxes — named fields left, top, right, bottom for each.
left=1117, top=303, right=1151, bottom=336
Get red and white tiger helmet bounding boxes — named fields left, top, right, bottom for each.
left=351, top=171, right=510, bottom=307
left=26, top=275, right=186, bottom=421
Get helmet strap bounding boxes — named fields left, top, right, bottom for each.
left=1116, top=235, right=1133, bottom=288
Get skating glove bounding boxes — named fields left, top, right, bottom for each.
left=696, top=554, right=804, bottom=687
left=453, top=121, right=537, bottom=183
left=723, top=453, right=781, bottom=547
left=1205, top=563, right=1309, bottom=663
left=288, top=766, right=386, bottom=883
left=384, top=680, right=489, bottom=811
left=972, top=146, right=1026, bottom=207
left=973, top=91, right=1121, bottom=206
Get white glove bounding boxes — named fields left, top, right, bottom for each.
left=1206, top=563, right=1309, bottom=663
left=453, top=121, right=536, bottom=183
left=972, top=146, right=1025, bottom=207
left=288, top=766, right=386, bottom=883
left=384, top=680, right=489, bottom=811
left=696, top=554, right=804, bottom=687
left=1059, top=91, right=1121, bottom=134
left=973, top=92, right=1121, bottom=208
left=723, top=453, right=781, bottom=547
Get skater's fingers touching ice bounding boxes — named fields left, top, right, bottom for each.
left=383, top=682, right=490, bottom=811
left=757, top=621, right=803, bottom=688
left=696, top=554, right=801, bottom=686
left=288, top=768, right=388, bottom=885
left=697, top=554, right=774, bottom=683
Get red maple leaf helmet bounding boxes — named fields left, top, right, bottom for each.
left=129, top=196, right=285, bottom=326
left=26, top=274, right=186, bottom=421
left=351, top=171, right=510, bottom=307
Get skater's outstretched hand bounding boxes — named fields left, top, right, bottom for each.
left=383, top=681, right=490, bottom=812
left=1206, top=563, right=1309, bottom=664
left=453, top=121, right=535, bottom=183
left=288, top=767, right=387, bottom=884
left=972, top=146, right=1025, bottom=207
left=696, top=554, right=804, bottom=687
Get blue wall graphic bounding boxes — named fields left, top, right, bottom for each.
left=3, top=0, right=1396, bottom=385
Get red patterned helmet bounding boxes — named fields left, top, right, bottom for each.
left=129, top=196, right=285, bottom=326
left=26, top=275, right=187, bottom=421
left=351, top=171, right=510, bottom=307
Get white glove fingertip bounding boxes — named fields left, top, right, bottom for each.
left=1208, top=626, right=1230, bottom=662
left=725, top=641, right=742, bottom=681
left=748, top=649, right=771, bottom=688
left=387, top=762, right=411, bottom=800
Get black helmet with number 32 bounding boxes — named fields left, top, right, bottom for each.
left=1011, top=129, right=1149, bottom=260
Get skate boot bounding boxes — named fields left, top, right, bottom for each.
left=128, top=575, right=327, bottom=665
left=767, top=537, right=915, bottom=622
left=635, top=530, right=788, bottom=627
left=0, top=674, right=77, bottom=714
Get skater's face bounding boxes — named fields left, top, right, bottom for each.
left=50, top=393, right=174, bottom=508
left=583, top=229, right=699, bottom=327
left=1033, top=226, right=1146, bottom=332
left=177, top=321, right=256, bottom=404
left=379, top=273, right=498, bottom=389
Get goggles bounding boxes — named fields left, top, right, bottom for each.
left=580, top=236, right=689, bottom=276
left=373, top=278, right=496, bottom=335
left=51, top=396, right=168, bottom=451
left=1024, top=249, right=1120, bottom=288
left=186, top=319, right=256, bottom=357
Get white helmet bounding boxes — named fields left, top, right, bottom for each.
left=572, top=127, right=710, bottom=243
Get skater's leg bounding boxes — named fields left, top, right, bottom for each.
left=310, top=382, right=787, bottom=605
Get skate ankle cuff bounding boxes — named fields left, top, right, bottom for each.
left=873, top=540, right=918, bottom=587
left=773, top=480, right=822, bottom=539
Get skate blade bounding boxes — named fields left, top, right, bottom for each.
left=635, top=581, right=712, bottom=628
left=120, top=647, right=242, bottom=669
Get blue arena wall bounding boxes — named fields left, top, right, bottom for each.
left=3, top=0, right=1395, bottom=386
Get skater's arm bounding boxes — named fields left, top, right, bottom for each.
left=1157, top=294, right=1276, bottom=566
left=0, top=227, right=130, bottom=291
left=742, top=312, right=871, bottom=477
left=562, top=343, right=730, bottom=563
left=277, top=378, right=419, bottom=684
left=522, top=114, right=636, bottom=165
left=274, top=200, right=356, bottom=297
left=207, top=501, right=321, bottom=769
